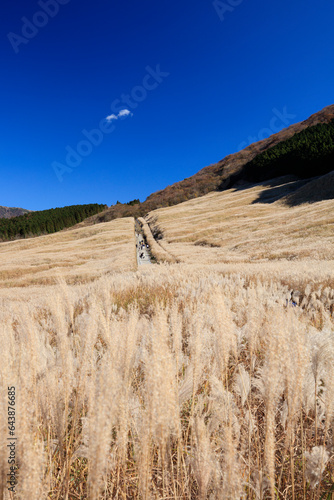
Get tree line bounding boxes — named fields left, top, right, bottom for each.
left=0, top=204, right=107, bottom=241
left=243, top=119, right=334, bottom=182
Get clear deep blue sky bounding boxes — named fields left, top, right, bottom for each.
left=1, top=0, right=334, bottom=210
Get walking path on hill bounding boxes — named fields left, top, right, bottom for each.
left=135, top=220, right=152, bottom=266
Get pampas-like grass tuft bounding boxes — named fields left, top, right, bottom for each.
left=1, top=265, right=334, bottom=498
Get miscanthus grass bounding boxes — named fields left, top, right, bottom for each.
left=1, top=265, right=334, bottom=499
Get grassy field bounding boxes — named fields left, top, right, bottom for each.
left=1, top=183, right=334, bottom=499
left=146, top=177, right=334, bottom=264
left=0, top=217, right=136, bottom=289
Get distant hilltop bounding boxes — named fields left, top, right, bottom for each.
left=0, top=206, right=30, bottom=219
left=83, top=103, right=334, bottom=225
left=2, top=104, right=334, bottom=228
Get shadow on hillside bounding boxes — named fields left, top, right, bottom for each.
left=250, top=177, right=313, bottom=204
left=224, top=175, right=313, bottom=204
left=282, top=170, right=334, bottom=206
left=224, top=174, right=334, bottom=206
left=246, top=171, right=334, bottom=206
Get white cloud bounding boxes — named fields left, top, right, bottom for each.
left=106, top=109, right=133, bottom=122
left=118, top=109, right=132, bottom=118
left=106, top=114, right=118, bottom=122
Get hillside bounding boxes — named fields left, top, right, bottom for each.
left=282, top=170, right=334, bottom=206
left=0, top=205, right=30, bottom=218
left=242, top=119, right=334, bottom=183
left=0, top=217, right=135, bottom=288
left=81, top=103, right=334, bottom=226
left=144, top=175, right=334, bottom=264
left=0, top=203, right=107, bottom=241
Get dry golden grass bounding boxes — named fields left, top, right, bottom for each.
left=147, top=178, right=334, bottom=264
left=1, top=180, right=334, bottom=499
left=1, top=265, right=334, bottom=499
left=0, top=217, right=136, bottom=288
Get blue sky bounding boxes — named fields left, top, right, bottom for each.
left=1, top=0, right=334, bottom=210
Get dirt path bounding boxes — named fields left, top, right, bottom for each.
left=135, top=220, right=152, bottom=266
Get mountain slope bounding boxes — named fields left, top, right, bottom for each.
left=281, top=170, right=334, bottom=206
left=144, top=176, right=334, bottom=264
left=241, top=119, right=334, bottom=183
left=83, top=103, right=334, bottom=226
left=145, top=104, right=334, bottom=201
left=0, top=206, right=30, bottom=218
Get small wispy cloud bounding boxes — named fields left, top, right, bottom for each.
left=106, top=109, right=133, bottom=122
left=118, top=109, right=132, bottom=118
left=106, top=113, right=118, bottom=122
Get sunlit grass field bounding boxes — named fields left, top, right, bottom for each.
left=1, top=182, right=334, bottom=499
left=0, top=217, right=136, bottom=289
left=148, top=177, right=334, bottom=264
